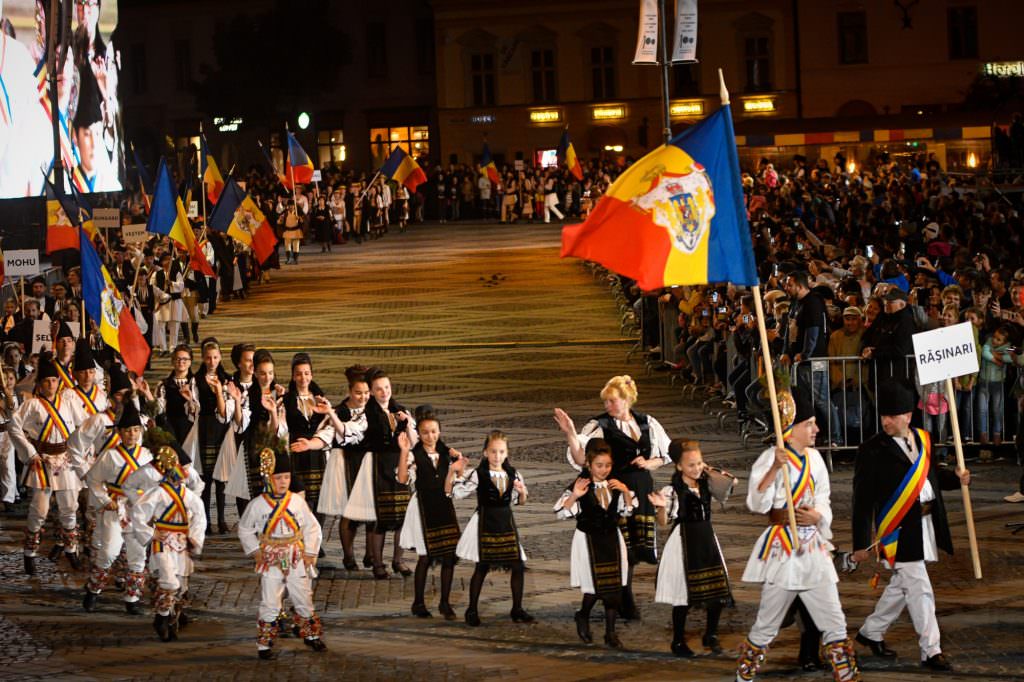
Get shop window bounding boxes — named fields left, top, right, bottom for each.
left=317, top=130, right=345, bottom=167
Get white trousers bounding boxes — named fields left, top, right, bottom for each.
left=152, top=321, right=179, bottom=351
left=747, top=580, right=848, bottom=647
left=27, top=487, right=78, bottom=537
left=1, top=442, right=16, bottom=503
left=91, top=508, right=147, bottom=571
left=543, top=193, right=564, bottom=222
left=859, top=560, right=941, bottom=660
left=258, top=565, right=315, bottom=622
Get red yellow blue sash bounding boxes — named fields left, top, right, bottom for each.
left=107, top=444, right=143, bottom=498
left=261, top=492, right=300, bottom=537
left=155, top=482, right=189, bottom=532
left=875, top=428, right=931, bottom=567
left=100, top=428, right=121, bottom=453
left=757, top=523, right=794, bottom=559
left=55, top=361, right=75, bottom=391
left=37, top=394, right=71, bottom=443
left=756, top=446, right=814, bottom=559
left=75, top=385, right=102, bottom=415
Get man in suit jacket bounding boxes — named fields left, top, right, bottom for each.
left=851, top=381, right=970, bottom=672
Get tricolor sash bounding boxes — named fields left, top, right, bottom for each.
left=261, top=492, right=300, bottom=538
left=37, top=394, right=72, bottom=443
left=875, top=428, right=932, bottom=568
left=757, top=523, right=794, bottom=560
left=155, top=482, right=189, bottom=531
left=55, top=361, right=75, bottom=390
left=100, top=427, right=121, bottom=453
left=75, top=385, right=102, bottom=415
left=107, top=444, right=143, bottom=498
left=756, top=446, right=814, bottom=560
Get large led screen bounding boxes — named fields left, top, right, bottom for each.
left=0, top=0, right=122, bottom=198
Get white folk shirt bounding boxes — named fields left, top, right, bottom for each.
left=123, top=461, right=204, bottom=506
left=238, top=491, right=322, bottom=571
left=9, top=394, right=86, bottom=491
left=893, top=434, right=939, bottom=562
left=86, top=443, right=153, bottom=511
left=131, top=481, right=207, bottom=576
left=567, top=414, right=672, bottom=471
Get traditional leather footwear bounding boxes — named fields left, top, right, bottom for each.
left=604, top=631, right=623, bottom=649
left=304, top=637, right=327, bottom=652
left=438, top=603, right=457, bottom=621
left=342, top=556, right=359, bottom=571
left=411, top=602, right=432, bottom=618
left=671, top=640, right=695, bottom=657
left=464, top=608, right=481, bottom=627
left=258, top=648, right=277, bottom=660
left=153, top=614, right=172, bottom=642
left=922, top=653, right=952, bottom=671
left=372, top=564, right=389, bottom=580
left=65, top=551, right=83, bottom=571
left=82, top=591, right=99, bottom=612
left=510, top=608, right=535, bottom=623
left=124, top=601, right=144, bottom=616
left=856, top=632, right=897, bottom=658
left=391, top=561, right=412, bottom=577
left=574, top=611, right=592, bottom=643
left=702, top=634, right=723, bottom=655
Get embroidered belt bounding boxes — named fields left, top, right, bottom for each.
left=767, top=508, right=789, bottom=524
left=31, top=439, right=68, bottom=455
left=260, top=533, right=302, bottom=548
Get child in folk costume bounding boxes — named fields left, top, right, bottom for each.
left=454, top=430, right=533, bottom=626
left=342, top=367, right=416, bottom=578
left=734, top=386, right=860, bottom=682
left=131, top=442, right=206, bottom=642
left=237, top=444, right=326, bottom=659
left=82, top=401, right=152, bottom=614
left=553, top=438, right=635, bottom=648
left=398, top=407, right=466, bottom=619
left=64, top=339, right=109, bottom=420
left=649, top=440, right=734, bottom=657
left=10, top=353, right=88, bottom=574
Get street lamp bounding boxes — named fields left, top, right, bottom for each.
left=297, top=112, right=311, bottom=130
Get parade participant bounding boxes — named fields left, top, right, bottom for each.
left=734, top=386, right=859, bottom=682
left=397, top=407, right=465, bottom=619
left=0, top=364, right=22, bottom=511
left=193, top=338, right=235, bottom=534
left=851, top=381, right=971, bottom=672
left=10, top=353, right=87, bottom=574
left=123, top=427, right=205, bottom=504
left=237, top=442, right=326, bottom=659
left=65, top=339, right=109, bottom=418
left=82, top=401, right=151, bottom=614
left=454, top=430, right=533, bottom=626
left=312, top=365, right=371, bottom=569
left=649, top=440, right=733, bottom=657
left=68, top=364, right=135, bottom=473
left=553, top=438, right=635, bottom=648
left=131, top=441, right=206, bottom=642
left=150, top=253, right=186, bottom=354
left=553, top=374, right=672, bottom=619
left=283, top=353, right=334, bottom=529
left=342, top=367, right=415, bottom=578
left=154, top=344, right=197, bottom=444
left=215, top=343, right=259, bottom=516
left=52, top=321, right=77, bottom=390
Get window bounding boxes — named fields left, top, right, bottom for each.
left=317, top=130, right=345, bottom=168
left=591, top=46, right=615, bottom=99
left=948, top=6, right=978, bottom=59
left=369, top=125, right=429, bottom=169
left=367, top=22, right=387, bottom=78
left=470, top=53, right=495, bottom=106
left=173, top=40, right=191, bottom=91
left=837, top=11, right=868, bottom=65
left=672, top=63, right=699, bottom=97
left=415, top=17, right=434, bottom=76
left=743, top=36, right=771, bottom=92
left=130, top=43, right=147, bottom=95
left=531, top=49, right=557, bottom=103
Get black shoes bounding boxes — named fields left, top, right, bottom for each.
left=82, top=591, right=99, bottom=612
left=702, top=634, right=723, bottom=655
left=153, top=614, right=172, bottom=642
left=24, top=555, right=35, bottom=575
left=438, top=603, right=457, bottom=621
left=604, top=631, right=623, bottom=649
left=304, top=637, right=327, bottom=652
left=342, top=556, right=358, bottom=571
left=510, top=608, right=535, bottom=624
left=856, top=632, right=897, bottom=658
left=258, top=648, right=276, bottom=660
left=65, top=551, right=83, bottom=571
left=372, top=565, right=389, bottom=580
left=464, top=608, right=481, bottom=627
left=574, top=611, right=592, bottom=643
left=362, top=555, right=373, bottom=568
left=671, top=640, right=695, bottom=657
left=411, top=603, right=432, bottom=618
left=125, top=601, right=144, bottom=616
left=922, top=653, right=953, bottom=671
left=391, top=561, right=412, bottom=577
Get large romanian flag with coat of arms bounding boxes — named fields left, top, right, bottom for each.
left=561, top=104, right=758, bottom=290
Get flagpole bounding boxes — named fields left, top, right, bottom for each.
left=285, top=123, right=299, bottom=211
left=199, top=122, right=209, bottom=244
left=943, top=377, right=982, bottom=579
left=658, top=0, right=672, bottom=143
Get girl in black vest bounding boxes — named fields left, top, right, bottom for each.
left=156, top=344, right=197, bottom=446
left=284, top=353, right=333, bottom=536
left=195, top=339, right=234, bottom=534
left=341, top=368, right=416, bottom=579
left=650, top=440, right=733, bottom=657
left=398, top=407, right=466, bottom=620
left=554, top=375, right=672, bottom=620
left=554, top=438, right=635, bottom=648
left=455, top=430, right=533, bottom=627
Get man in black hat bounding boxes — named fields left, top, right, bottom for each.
left=8, top=353, right=89, bottom=574
left=851, top=381, right=970, bottom=671
left=82, top=400, right=152, bottom=614
left=66, top=338, right=109, bottom=418
left=861, top=287, right=916, bottom=384
left=238, top=445, right=325, bottom=659
left=52, top=321, right=78, bottom=390
left=735, top=385, right=860, bottom=681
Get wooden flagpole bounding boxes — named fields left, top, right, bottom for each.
left=199, top=122, right=209, bottom=244
left=943, top=377, right=982, bottom=578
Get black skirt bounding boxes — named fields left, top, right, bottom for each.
left=372, top=451, right=410, bottom=531
left=417, top=488, right=460, bottom=562
left=618, top=468, right=657, bottom=564
left=678, top=520, right=733, bottom=608
left=292, top=448, right=327, bottom=512
left=198, top=414, right=229, bottom=475
left=477, top=504, right=523, bottom=569
left=586, top=527, right=623, bottom=609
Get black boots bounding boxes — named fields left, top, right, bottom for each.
left=604, top=608, right=622, bottom=648
left=82, top=591, right=99, bottom=612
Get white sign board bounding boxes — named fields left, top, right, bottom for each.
left=311, top=169, right=322, bottom=182
left=4, top=249, right=40, bottom=278
left=632, top=0, right=659, bottom=64
left=912, top=322, right=979, bottom=385
left=31, top=320, right=81, bottom=355
left=93, top=208, right=121, bottom=229
left=670, top=0, right=698, bottom=63
left=122, top=223, right=149, bottom=244
left=188, top=201, right=199, bottom=219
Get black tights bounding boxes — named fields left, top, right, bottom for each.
left=200, top=477, right=226, bottom=528
left=467, top=562, right=524, bottom=611
left=367, top=527, right=405, bottom=568
left=580, top=593, right=618, bottom=633
left=413, top=555, right=455, bottom=606
left=339, top=519, right=371, bottom=562
left=672, top=604, right=722, bottom=643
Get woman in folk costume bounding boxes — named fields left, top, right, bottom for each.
left=454, top=430, right=533, bottom=626
left=342, top=367, right=417, bottom=579
left=9, top=352, right=88, bottom=574
left=649, top=439, right=734, bottom=657
left=734, top=386, right=860, bottom=682
left=153, top=344, right=198, bottom=445
left=191, top=339, right=238, bottom=535
left=149, top=253, right=187, bottom=353
left=313, top=365, right=371, bottom=570
left=398, top=406, right=465, bottom=619
left=131, top=441, right=206, bottom=642
left=238, top=442, right=326, bottom=659
left=213, top=343, right=259, bottom=517
left=0, top=364, right=21, bottom=512
left=553, top=375, right=672, bottom=619
left=82, top=400, right=151, bottom=614
left=553, top=438, right=635, bottom=648
left=283, top=354, right=334, bottom=533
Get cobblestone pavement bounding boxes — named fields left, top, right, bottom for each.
left=2, top=222, right=1023, bottom=680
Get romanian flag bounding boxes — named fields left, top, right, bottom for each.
left=480, top=143, right=500, bottom=185
left=381, top=147, right=427, bottom=192
left=561, top=104, right=758, bottom=290
left=283, top=132, right=314, bottom=188
left=45, top=180, right=80, bottom=253
left=209, top=178, right=278, bottom=265
left=258, top=139, right=288, bottom=187
left=558, top=129, right=583, bottom=181
left=201, top=134, right=225, bottom=205
left=146, top=159, right=215, bottom=277
left=80, top=225, right=150, bottom=376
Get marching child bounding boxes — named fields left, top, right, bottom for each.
left=455, top=430, right=533, bottom=626
left=237, top=442, right=326, bottom=659
left=649, top=439, right=733, bottom=657
left=553, top=438, right=634, bottom=648
left=398, top=407, right=466, bottom=619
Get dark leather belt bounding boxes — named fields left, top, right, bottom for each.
left=920, top=501, right=933, bottom=517
left=31, top=440, right=67, bottom=455
left=767, top=508, right=789, bottom=524
left=0, top=423, right=7, bottom=432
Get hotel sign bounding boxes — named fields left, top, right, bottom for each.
left=743, top=98, right=776, bottom=113
left=983, top=61, right=1024, bottom=78
left=529, top=109, right=562, bottom=124
left=670, top=101, right=704, bottom=117
left=592, top=106, right=626, bottom=121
